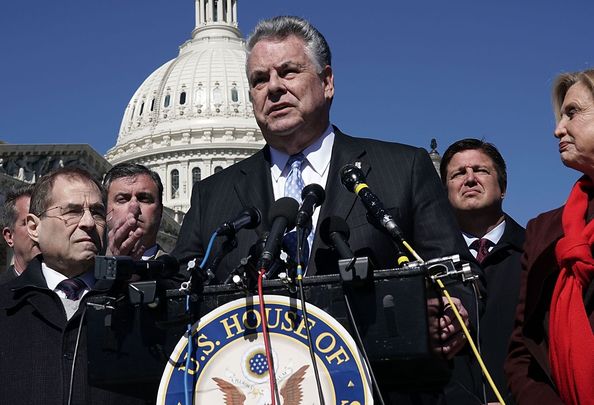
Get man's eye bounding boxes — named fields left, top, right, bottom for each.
left=251, top=77, right=267, bottom=87
left=566, top=107, right=578, bottom=118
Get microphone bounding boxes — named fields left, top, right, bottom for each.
left=340, top=164, right=405, bottom=241
left=94, top=254, right=180, bottom=280
left=296, top=184, right=326, bottom=228
left=257, top=197, right=299, bottom=271
left=216, top=207, right=262, bottom=237
left=319, top=216, right=354, bottom=260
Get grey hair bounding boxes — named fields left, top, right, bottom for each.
left=246, top=16, right=331, bottom=72
left=552, top=68, right=594, bottom=121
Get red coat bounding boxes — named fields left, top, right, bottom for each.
left=504, top=205, right=594, bottom=404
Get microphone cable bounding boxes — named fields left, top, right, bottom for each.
left=390, top=229, right=503, bottom=404
left=434, top=277, right=505, bottom=405
left=257, top=266, right=280, bottom=405
left=67, top=304, right=88, bottom=405
left=296, top=232, right=326, bottom=405
left=184, top=231, right=218, bottom=405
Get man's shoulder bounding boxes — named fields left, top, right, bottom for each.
left=198, top=148, right=267, bottom=186
left=336, top=129, right=423, bottom=155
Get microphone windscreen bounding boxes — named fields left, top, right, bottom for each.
left=301, top=183, right=326, bottom=205
left=268, top=197, right=299, bottom=230
left=319, top=216, right=351, bottom=246
left=340, top=164, right=366, bottom=192
left=244, top=207, right=262, bottom=229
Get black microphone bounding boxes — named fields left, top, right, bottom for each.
left=95, top=254, right=180, bottom=280
left=296, top=184, right=326, bottom=228
left=340, top=164, right=404, bottom=241
left=319, top=216, right=353, bottom=260
left=257, top=197, right=299, bottom=271
left=216, top=207, right=262, bottom=237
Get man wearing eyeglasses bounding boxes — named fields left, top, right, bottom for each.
left=0, top=167, right=149, bottom=404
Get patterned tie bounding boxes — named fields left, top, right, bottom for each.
left=56, top=278, right=88, bottom=301
left=470, top=238, right=493, bottom=264
left=282, top=153, right=313, bottom=264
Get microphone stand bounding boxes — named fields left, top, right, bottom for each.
left=295, top=225, right=326, bottom=405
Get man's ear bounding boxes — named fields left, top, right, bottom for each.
left=321, top=65, right=334, bottom=100
left=2, top=227, right=14, bottom=247
left=26, top=214, right=41, bottom=243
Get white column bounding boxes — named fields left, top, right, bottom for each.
left=232, top=0, right=237, bottom=24
left=208, top=0, right=214, bottom=22
left=225, top=0, right=233, bottom=24
left=195, top=0, right=200, bottom=27
left=216, top=0, right=223, bottom=22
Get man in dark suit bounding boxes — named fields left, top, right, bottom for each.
left=440, top=139, right=525, bottom=404
left=0, top=167, right=150, bottom=404
left=173, top=16, right=481, bottom=403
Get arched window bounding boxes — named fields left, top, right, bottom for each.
left=231, top=87, right=238, bottom=102
left=139, top=102, right=144, bottom=116
left=192, top=167, right=201, bottom=185
left=171, top=169, right=179, bottom=198
left=164, top=94, right=171, bottom=108
left=150, top=98, right=155, bottom=111
left=214, top=166, right=223, bottom=174
left=180, top=91, right=186, bottom=105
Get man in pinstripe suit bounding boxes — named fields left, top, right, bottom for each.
left=173, top=16, right=481, bottom=404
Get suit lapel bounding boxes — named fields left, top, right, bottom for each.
left=310, top=128, right=368, bottom=274
left=233, top=147, right=275, bottom=230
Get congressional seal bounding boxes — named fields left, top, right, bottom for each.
left=157, top=294, right=373, bottom=404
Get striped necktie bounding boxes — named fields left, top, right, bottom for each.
left=56, top=277, right=87, bottom=301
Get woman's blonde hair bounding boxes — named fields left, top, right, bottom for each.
left=552, top=69, right=594, bottom=121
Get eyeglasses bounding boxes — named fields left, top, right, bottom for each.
left=40, top=204, right=107, bottom=226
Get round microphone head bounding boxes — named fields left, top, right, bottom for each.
left=244, top=207, right=262, bottom=230
left=340, top=164, right=366, bottom=193
left=319, top=216, right=350, bottom=246
left=268, top=197, right=299, bottom=230
left=301, top=183, right=326, bottom=206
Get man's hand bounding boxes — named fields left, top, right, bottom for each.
left=107, top=212, right=145, bottom=260
left=428, top=296, right=469, bottom=360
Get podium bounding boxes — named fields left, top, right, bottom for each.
left=87, top=264, right=452, bottom=398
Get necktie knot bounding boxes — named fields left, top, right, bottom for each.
left=56, top=277, right=87, bottom=301
left=470, top=238, right=493, bottom=264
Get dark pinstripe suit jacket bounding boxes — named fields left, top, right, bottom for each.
left=173, top=128, right=475, bottom=285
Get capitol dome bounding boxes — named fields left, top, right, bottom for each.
left=106, top=0, right=264, bottom=215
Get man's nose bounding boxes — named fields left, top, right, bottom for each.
left=128, top=200, right=141, bottom=216
left=268, top=71, right=286, bottom=95
left=463, top=168, right=477, bottom=184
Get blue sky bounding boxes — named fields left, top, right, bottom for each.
left=1, top=0, right=593, bottom=226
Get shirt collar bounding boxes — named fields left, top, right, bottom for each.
left=269, top=125, right=334, bottom=181
left=41, top=262, right=95, bottom=290
left=463, top=219, right=506, bottom=247
left=141, top=244, right=159, bottom=260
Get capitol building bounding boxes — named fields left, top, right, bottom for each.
left=0, top=0, right=264, bottom=265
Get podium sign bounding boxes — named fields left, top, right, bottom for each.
left=157, top=295, right=373, bottom=404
